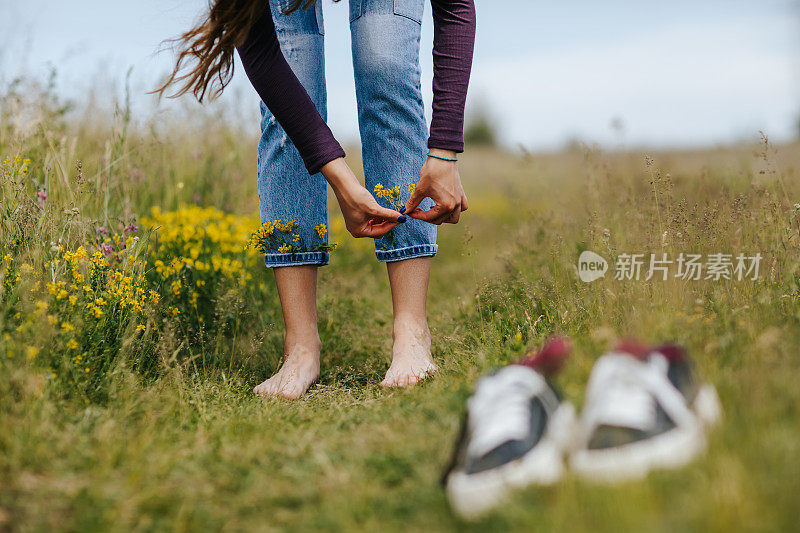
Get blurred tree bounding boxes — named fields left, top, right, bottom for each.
left=464, top=107, right=498, bottom=147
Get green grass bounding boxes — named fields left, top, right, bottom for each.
left=1, top=83, right=800, bottom=531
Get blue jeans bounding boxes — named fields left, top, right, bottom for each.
left=257, top=0, right=437, bottom=267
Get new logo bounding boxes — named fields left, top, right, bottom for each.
left=578, top=250, right=608, bottom=282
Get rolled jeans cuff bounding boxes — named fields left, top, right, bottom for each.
left=264, top=251, right=329, bottom=268
left=375, top=244, right=438, bottom=263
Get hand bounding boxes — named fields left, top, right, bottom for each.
left=404, top=148, right=469, bottom=225
left=321, top=158, right=404, bottom=238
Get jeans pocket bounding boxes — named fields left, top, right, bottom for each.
left=393, top=0, right=423, bottom=24
left=349, top=0, right=363, bottom=22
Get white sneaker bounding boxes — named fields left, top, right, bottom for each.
left=446, top=341, right=575, bottom=519
left=570, top=343, right=722, bottom=482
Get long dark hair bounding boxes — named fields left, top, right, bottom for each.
left=154, top=0, right=319, bottom=102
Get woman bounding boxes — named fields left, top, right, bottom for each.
left=160, top=0, right=475, bottom=399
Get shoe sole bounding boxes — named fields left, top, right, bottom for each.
left=570, top=384, right=721, bottom=482
left=446, top=402, right=576, bottom=520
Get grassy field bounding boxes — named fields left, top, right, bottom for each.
left=1, top=85, right=800, bottom=532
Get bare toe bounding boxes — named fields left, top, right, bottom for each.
left=254, top=348, right=320, bottom=400
left=381, top=360, right=437, bottom=388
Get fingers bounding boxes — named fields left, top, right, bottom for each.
left=404, top=187, right=426, bottom=214
left=369, top=204, right=404, bottom=223
left=407, top=197, right=463, bottom=224
left=436, top=205, right=460, bottom=225
left=446, top=189, right=467, bottom=223
left=445, top=207, right=461, bottom=224
left=355, top=220, right=399, bottom=238
left=408, top=205, right=458, bottom=225
left=406, top=204, right=449, bottom=223
left=346, top=201, right=405, bottom=238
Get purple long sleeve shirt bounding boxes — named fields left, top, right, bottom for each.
left=237, top=0, right=476, bottom=174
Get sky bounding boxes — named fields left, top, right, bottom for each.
left=1, top=0, right=798, bottom=150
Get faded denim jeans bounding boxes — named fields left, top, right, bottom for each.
left=257, top=0, right=437, bottom=267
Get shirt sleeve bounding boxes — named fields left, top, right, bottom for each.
left=429, top=0, right=477, bottom=153
left=236, top=4, right=345, bottom=174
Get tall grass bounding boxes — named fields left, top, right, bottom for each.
left=1, top=80, right=799, bottom=531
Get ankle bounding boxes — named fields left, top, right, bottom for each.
left=284, top=329, right=321, bottom=353
left=392, top=315, right=430, bottom=340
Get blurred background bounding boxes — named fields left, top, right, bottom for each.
left=1, top=0, right=798, bottom=151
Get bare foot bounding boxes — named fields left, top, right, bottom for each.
left=254, top=340, right=320, bottom=400
left=381, top=319, right=437, bottom=387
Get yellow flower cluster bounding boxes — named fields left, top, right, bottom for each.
left=152, top=256, right=245, bottom=281
left=144, top=205, right=256, bottom=291
left=373, top=182, right=415, bottom=213
left=144, top=205, right=258, bottom=257
left=275, top=219, right=299, bottom=233
left=7, top=235, right=155, bottom=387
left=1, top=155, right=31, bottom=175
left=7, top=202, right=341, bottom=391
left=374, top=183, right=401, bottom=202
left=372, top=182, right=417, bottom=250
left=2, top=253, right=18, bottom=289
left=60, top=244, right=150, bottom=316
left=247, top=218, right=337, bottom=255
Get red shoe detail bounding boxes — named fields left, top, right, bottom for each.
left=518, top=335, right=572, bottom=377
left=614, top=338, right=650, bottom=359
left=649, top=343, right=688, bottom=362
